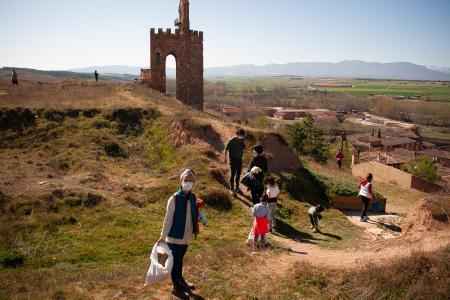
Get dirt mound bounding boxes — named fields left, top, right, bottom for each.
left=0, top=107, right=36, bottom=131
left=401, top=195, right=450, bottom=238
left=170, top=118, right=224, bottom=151
left=262, top=133, right=302, bottom=174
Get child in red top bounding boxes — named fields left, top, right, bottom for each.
left=251, top=194, right=270, bottom=252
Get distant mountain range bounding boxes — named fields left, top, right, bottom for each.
left=69, top=61, right=450, bottom=81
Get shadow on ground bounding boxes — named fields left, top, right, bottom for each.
left=275, top=220, right=320, bottom=244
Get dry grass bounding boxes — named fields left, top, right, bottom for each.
left=1, top=80, right=447, bottom=299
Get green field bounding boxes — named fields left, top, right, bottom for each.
left=208, top=77, right=450, bottom=101
left=321, top=84, right=450, bottom=101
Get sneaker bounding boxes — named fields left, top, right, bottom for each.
left=312, top=228, right=318, bottom=233
left=229, top=189, right=236, bottom=197
left=360, top=218, right=367, bottom=222
left=171, top=287, right=189, bottom=299
left=364, top=216, right=370, bottom=221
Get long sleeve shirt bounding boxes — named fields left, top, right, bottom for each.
left=160, top=195, right=193, bottom=245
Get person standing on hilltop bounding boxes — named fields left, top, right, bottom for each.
left=224, top=128, right=246, bottom=197
left=12, top=69, right=19, bottom=86
left=247, top=144, right=268, bottom=204
left=358, top=173, right=374, bottom=222
left=94, top=70, right=99, bottom=82
left=158, top=169, right=198, bottom=299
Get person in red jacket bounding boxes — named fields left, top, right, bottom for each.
left=336, top=150, right=344, bottom=169
left=358, top=173, right=374, bottom=222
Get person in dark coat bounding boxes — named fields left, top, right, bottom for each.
left=12, top=69, right=19, bottom=86
left=224, top=128, right=246, bottom=196
left=94, top=70, right=99, bottom=82
left=247, top=144, right=268, bottom=204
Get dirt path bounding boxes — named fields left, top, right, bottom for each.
left=234, top=192, right=450, bottom=272
left=268, top=231, right=450, bottom=271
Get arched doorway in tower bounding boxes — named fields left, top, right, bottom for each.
left=165, top=54, right=176, bottom=97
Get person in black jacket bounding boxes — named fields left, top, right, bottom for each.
left=247, top=144, right=268, bottom=204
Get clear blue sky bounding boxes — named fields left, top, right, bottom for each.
left=1, top=0, right=449, bottom=70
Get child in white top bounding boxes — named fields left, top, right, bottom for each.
left=265, top=176, right=280, bottom=232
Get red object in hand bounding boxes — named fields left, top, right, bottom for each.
left=196, top=198, right=205, bottom=208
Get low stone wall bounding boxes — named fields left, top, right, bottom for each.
left=331, top=195, right=386, bottom=212
left=411, top=176, right=444, bottom=193
left=352, top=161, right=412, bottom=188
left=352, top=161, right=443, bottom=193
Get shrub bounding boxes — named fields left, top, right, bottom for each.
left=124, top=196, right=147, bottom=208
left=44, top=217, right=78, bottom=233
left=287, top=114, right=330, bottom=164
left=408, top=155, right=440, bottom=182
left=104, top=142, right=128, bottom=159
left=64, top=196, right=82, bottom=207
left=84, top=193, right=103, bottom=208
left=200, top=188, right=232, bottom=211
left=0, top=249, right=25, bottom=268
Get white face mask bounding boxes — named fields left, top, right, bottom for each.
left=237, top=135, right=244, bottom=140
left=182, top=181, right=193, bottom=192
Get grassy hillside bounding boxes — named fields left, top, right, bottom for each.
left=0, top=81, right=447, bottom=299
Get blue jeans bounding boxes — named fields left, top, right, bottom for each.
left=167, top=243, right=188, bottom=288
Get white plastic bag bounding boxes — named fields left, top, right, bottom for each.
left=144, top=243, right=174, bottom=285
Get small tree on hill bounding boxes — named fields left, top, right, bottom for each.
left=408, top=155, right=440, bottom=182
left=288, top=114, right=330, bottom=164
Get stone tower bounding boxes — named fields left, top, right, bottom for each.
left=141, top=0, right=204, bottom=110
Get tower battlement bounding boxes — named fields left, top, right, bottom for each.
left=150, top=28, right=203, bottom=42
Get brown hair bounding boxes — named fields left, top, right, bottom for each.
left=261, top=194, right=269, bottom=203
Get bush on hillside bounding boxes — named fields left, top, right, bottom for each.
left=0, top=249, right=25, bottom=268
left=104, top=142, right=128, bottom=159
left=279, top=169, right=329, bottom=206
left=200, top=187, right=232, bottom=211
left=407, top=155, right=440, bottom=182
left=287, top=114, right=330, bottom=164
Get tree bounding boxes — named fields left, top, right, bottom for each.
left=288, top=114, right=330, bottom=164
left=408, top=155, right=440, bottom=182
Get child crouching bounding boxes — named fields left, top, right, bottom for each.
left=251, top=194, right=270, bottom=252
left=308, top=204, right=324, bottom=233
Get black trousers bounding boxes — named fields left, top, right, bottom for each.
left=360, top=196, right=370, bottom=218
left=229, top=158, right=243, bottom=190
left=251, top=189, right=263, bottom=205
left=309, top=213, right=318, bottom=228
left=167, top=243, right=188, bottom=288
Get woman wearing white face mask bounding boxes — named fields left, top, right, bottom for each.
left=158, top=169, right=198, bottom=299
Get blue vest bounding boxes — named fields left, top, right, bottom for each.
left=168, top=188, right=197, bottom=239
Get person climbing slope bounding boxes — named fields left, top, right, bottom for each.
left=224, top=128, right=246, bottom=197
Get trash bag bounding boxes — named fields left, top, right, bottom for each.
left=144, top=243, right=174, bottom=286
